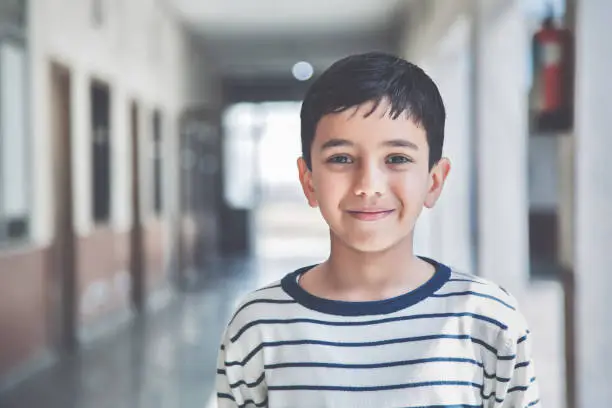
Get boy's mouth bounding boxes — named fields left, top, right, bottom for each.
left=346, top=209, right=395, bottom=221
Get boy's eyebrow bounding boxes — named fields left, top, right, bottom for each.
left=382, top=139, right=419, bottom=150
left=320, top=138, right=419, bottom=151
left=320, top=138, right=353, bottom=151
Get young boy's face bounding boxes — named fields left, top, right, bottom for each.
left=297, top=99, right=450, bottom=253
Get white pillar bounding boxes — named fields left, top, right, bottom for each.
left=476, top=0, right=530, bottom=291
left=428, top=15, right=475, bottom=274
left=574, top=0, right=612, bottom=405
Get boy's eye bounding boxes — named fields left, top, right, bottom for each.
left=327, top=155, right=353, bottom=164
left=386, top=155, right=412, bottom=165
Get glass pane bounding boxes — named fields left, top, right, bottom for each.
left=222, top=104, right=257, bottom=209
left=91, top=82, right=111, bottom=223
left=0, top=41, right=28, bottom=221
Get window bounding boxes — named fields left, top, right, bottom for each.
left=91, top=81, right=111, bottom=224
left=152, top=109, right=163, bottom=215
left=0, top=39, right=29, bottom=243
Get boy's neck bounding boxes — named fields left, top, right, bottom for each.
left=310, top=232, right=435, bottom=302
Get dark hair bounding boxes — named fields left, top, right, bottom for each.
left=300, top=52, right=445, bottom=170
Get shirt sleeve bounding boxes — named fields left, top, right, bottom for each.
left=484, top=325, right=541, bottom=408
left=216, top=326, right=268, bottom=408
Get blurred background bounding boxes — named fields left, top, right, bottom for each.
left=0, top=0, right=609, bottom=407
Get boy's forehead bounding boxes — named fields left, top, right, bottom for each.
left=313, top=101, right=424, bottom=145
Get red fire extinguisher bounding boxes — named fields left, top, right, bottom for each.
left=531, top=14, right=574, bottom=132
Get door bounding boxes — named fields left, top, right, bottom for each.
left=129, top=101, right=145, bottom=312
left=178, top=108, right=221, bottom=282
left=49, top=61, right=77, bottom=352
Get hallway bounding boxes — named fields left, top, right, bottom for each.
left=1, top=0, right=611, bottom=406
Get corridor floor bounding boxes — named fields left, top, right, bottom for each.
left=0, top=256, right=324, bottom=408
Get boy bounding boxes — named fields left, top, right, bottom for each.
left=216, top=52, right=540, bottom=407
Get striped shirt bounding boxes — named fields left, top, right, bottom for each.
left=216, top=258, right=541, bottom=407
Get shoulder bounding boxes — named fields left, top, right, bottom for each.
left=223, top=278, right=296, bottom=344
left=444, top=269, right=531, bottom=343
left=446, top=269, right=519, bottom=310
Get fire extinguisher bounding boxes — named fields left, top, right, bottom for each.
left=531, top=14, right=574, bottom=132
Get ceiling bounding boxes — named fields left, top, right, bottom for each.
left=163, top=0, right=411, bottom=79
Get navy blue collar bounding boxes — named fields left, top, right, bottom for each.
left=281, top=257, right=451, bottom=316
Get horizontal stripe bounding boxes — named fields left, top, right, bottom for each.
left=431, top=291, right=515, bottom=310
left=229, top=373, right=265, bottom=389
left=448, top=278, right=486, bottom=285
left=230, top=299, right=297, bottom=324
left=241, top=397, right=268, bottom=408
left=217, top=392, right=268, bottom=408
left=482, top=392, right=504, bottom=403
left=527, top=399, right=540, bottom=407
left=231, top=312, right=508, bottom=343
left=450, top=272, right=487, bottom=282
left=263, top=357, right=513, bottom=384
left=482, top=379, right=535, bottom=402
left=515, top=361, right=530, bottom=369
left=265, top=356, right=484, bottom=370
left=518, top=334, right=528, bottom=344
left=217, top=369, right=226, bottom=375
left=255, top=283, right=282, bottom=292
left=268, top=380, right=482, bottom=392
left=469, top=337, right=513, bottom=358
left=483, top=370, right=510, bottom=382
left=226, top=334, right=506, bottom=367
left=217, top=392, right=234, bottom=401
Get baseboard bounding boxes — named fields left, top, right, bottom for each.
left=0, top=349, right=57, bottom=393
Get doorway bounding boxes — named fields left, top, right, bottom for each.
left=49, top=61, right=77, bottom=352
left=129, top=101, right=145, bottom=312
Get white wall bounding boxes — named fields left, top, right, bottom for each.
left=28, top=0, right=219, bottom=245
left=574, top=0, right=612, bottom=405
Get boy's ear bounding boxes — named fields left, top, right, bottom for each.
left=424, top=157, right=451, bottom=209
left=297, top=157, right=318, bottom=208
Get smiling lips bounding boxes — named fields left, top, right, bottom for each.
left=346, top=209, right=396, bottom=221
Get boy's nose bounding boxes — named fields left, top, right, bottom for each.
left=353, top=163, right=386, bottom=197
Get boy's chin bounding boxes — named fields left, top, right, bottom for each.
left=340, top=235, right=410, bottom=254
